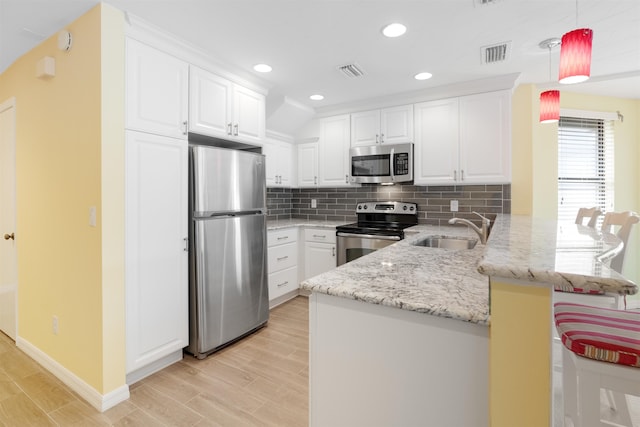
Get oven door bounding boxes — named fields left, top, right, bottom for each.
left=336, top=232, right=401, bottom=266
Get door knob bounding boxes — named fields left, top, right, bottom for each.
left=4, top=233, right=14, bottom=240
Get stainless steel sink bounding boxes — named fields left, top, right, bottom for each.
left=412, top=235, right=478, bottom=250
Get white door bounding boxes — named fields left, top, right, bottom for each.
left=413, top=99, right=459, bottom=185
left=233, top=84, right=265, bottom=144
left=0, top=98, right=17, bottom=340
left=318, top=114, right=350, bottom=186
left=189, top=66, right=233, bottom=139
left=298, top=143, right=318, bottom=187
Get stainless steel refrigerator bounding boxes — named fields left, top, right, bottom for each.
left=186, top=144, right=269, bottom=359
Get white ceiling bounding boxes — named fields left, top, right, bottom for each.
left=1, top=0, right=639, bottom=120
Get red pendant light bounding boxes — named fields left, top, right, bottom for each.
left=539, top=90, right=560, bottom=123
left=559, top=28, right=593, bottom=84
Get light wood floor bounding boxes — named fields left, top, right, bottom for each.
left=0, top=296, right=309, bottom=426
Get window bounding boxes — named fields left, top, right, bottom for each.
left=557, top=116, right=614, bottom=224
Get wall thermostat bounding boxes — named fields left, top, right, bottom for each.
left=57, top=30, right=72, bottom=52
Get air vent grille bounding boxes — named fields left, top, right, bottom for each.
left=481, top=42, right=511, bottom=64
left=475, top=0, right=500, bottom=5
left=338, top=63, right=365, bottom=78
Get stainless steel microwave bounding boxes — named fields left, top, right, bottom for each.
left=349, top=143, right=413, bottom=184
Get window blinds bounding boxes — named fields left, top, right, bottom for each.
left=557, top=116, right=614, bottom=224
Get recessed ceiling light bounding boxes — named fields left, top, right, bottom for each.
left=414, top=72, right=433, bottom=81
left=382, top=23, right=407, bottom=38
left=310, top=94, right=324, bottom=101
left=253, top=63, right=272, bottom=73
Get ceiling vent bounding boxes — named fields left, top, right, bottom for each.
left=481, top=42, right=511, bottom=64
left=338, top=63, right=365, bottom=78
left=475, top=0, right=500, bottom=5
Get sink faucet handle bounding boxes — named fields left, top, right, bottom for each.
left=472, top=211, right=491, bottom=224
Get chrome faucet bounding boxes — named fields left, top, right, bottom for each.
left=448, top=212, right=491, bottom=244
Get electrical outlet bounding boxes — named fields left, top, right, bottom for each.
left=52, top=316, right=59, bottom=335
left=450, top=200, right=459, bottom=212
left=311, top=199, right=317, bottom=208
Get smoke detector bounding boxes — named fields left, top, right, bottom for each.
left=481, top=42, right=511, bottom=64
left=337, top=63, right=365, bottom=78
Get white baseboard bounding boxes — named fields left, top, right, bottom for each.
left=16, top=337, right=130, bottom=412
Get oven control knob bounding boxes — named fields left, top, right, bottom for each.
left=403, top=205, right=407, bottom=211
left=357, top=205, right=362, bottom=210
left=410, top=206, right=415, bottom=211
left=363, top=205, right=368, bottom=210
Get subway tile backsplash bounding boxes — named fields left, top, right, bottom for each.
left=267, top=184, right=511, bottom=225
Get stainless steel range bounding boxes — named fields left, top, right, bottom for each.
left=336, top=201, right=418, bottom=266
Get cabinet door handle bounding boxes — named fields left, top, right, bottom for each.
left=182, top=121, right=188, bottom=135
left=454, top=170, right=457, bottom=181
left=380, top=133, right=384, bottom=143
left=461, top=169, right=464, bottom=181
left=375, top=134, right=379, bottom=144
left=314, top=176, right=317, bottom=185
left=227, top=123, right=232, bottom=135
left=345, top=174, right=349, bottom=184
left=233, top=123, right=239, bottom=136
left=277, top=281, right=289, bottom=288
left=183, top=237, right=189, bottom=252
left=277, top=255, right=289, bottom=261
left=332, top=246, right=336, bottom=257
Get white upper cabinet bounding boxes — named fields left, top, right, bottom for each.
left=126, top=38, right=189, bottom=139
left=297, top=142, right=318, bottom=187
left=189, top=65, right=265, bottom=144
left=458, top=91, right=511, bottom=184
left=414, top=98, right=459, bottom=184
left=264, top=136, right=293, bottom=187
left=350, top=105, right=413, bottom=146
left=319, top=114, right=351, bottom=187
left=414, top=90, right=511, bottom=185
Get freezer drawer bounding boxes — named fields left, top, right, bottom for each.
left=189, top=213, right=269, bottom=357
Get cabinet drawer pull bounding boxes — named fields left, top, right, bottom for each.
left=313, top=234, right=326, bottom=238
left=277, top=236, right=289, bottom=240
left=277, top=255, right=289, bottom=261
left=277, top=281, right=289, bottom=288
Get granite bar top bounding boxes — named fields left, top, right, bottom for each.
left=478, top=215, right=638, bottom=295
left=267, top=219, right=346, bottom=230
left=300, top=214, right=638, bottom=325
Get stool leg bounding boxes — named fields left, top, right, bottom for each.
left=563, top=348, right=578, bottom=425
left=577, top=368, right=601, bottom=427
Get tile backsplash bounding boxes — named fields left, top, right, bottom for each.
left=267, top=184, right=511, bottom=225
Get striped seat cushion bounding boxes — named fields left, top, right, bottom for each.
left=554, top=302, right=640, bottom=368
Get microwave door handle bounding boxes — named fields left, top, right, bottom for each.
left=389, top=148, right=395, bottom=181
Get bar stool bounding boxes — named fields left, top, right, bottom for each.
left=601, top=211, right=640, bottom=274
left=575, top=207, right=602, bottom=228
left=554, top=302, right=640, bottom=427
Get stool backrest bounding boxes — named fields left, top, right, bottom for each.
left=575, top=207, right=602, bottom=228
left=601, top=211, right=640, bottom=273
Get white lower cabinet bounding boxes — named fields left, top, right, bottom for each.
left=304, top=228, right=336, bottom=280
left=267, top=228, right=298, bottom=306
left=125, top=130, right=188, bottom=383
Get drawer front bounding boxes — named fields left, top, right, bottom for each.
left=268, top=241, right=297, bottom=272
left=268, top=266, right=298, bottom=300
left=304, top=228, right=336, bottom=244
left=268, top=228, right=298, bottom=247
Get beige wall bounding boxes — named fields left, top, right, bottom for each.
left=512, top=84, right=640, bottom=283
left=0, top=4, right=125, bottom=394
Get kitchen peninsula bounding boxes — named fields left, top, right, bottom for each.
left=301, top=214, right=637, bottom=427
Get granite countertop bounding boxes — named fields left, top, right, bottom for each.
left=301, top=223, right=491, bottom=325
left=300, top=214, right=638, bottom=326
left=478, top=215, right=638, bottom=295
left=267, top=219, right=346, bottom=230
